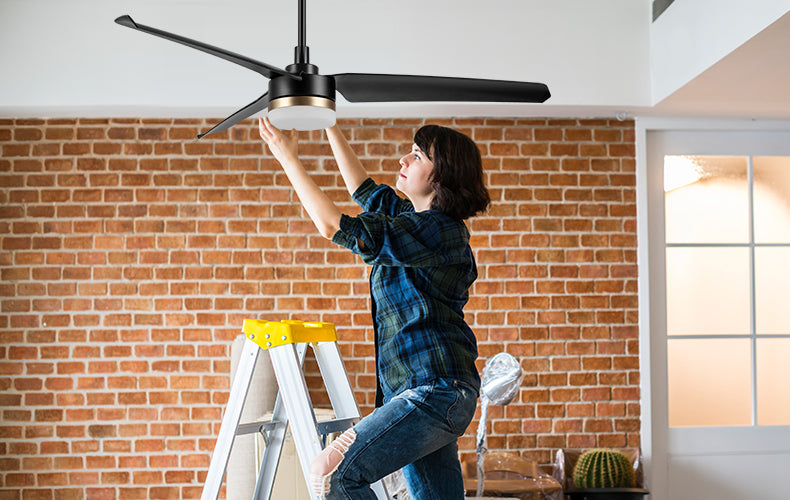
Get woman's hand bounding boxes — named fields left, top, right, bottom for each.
left=258, top=117, right=299, bottom=167
left=257, top=117, right=342, bottom=239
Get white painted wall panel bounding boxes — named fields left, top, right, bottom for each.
left=650, top=0, right=790, bottom=104
left=668, top=453, right=790, bottom=500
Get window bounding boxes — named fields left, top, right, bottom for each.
left=664, top=155, right=790, bottom=427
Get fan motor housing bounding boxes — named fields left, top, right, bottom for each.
left=269, top=64, right=336, bottom=103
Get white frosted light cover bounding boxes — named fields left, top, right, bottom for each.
left=268, top=105, right=336, bottom=131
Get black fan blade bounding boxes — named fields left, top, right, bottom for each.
left=197, top=93, right=270, bottom=139
left=115, top=15, right=298, bottom=81
left=333, top=73, right=550, bottom=103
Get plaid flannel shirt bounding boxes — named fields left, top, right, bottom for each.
left=332, top=178, right=481, bottom=406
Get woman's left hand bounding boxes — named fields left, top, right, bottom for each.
left=258, top=117, right=299, bottom=167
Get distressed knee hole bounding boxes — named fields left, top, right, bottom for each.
left=309, top=428, right=356, bottom=498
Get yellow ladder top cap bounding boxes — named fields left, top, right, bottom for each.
left=242, top=319, right=337, bottom=350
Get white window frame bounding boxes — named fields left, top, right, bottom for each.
left=636, top=118, right=790, bottom=500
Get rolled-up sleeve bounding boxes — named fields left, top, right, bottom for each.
left=331, top=214, right=371, bottom=256
left=332, top=211, right=468, bottom=267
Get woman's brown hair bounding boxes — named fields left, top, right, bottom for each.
left=414, top=125, right=490, bottom=220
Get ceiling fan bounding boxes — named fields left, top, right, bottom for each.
left=115, top=0, right=550, bottom=139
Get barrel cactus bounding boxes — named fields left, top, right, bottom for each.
left=572, top=449, right=636, bottom=489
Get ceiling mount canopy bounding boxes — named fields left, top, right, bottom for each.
left=115, top=0, right=550, bottom=138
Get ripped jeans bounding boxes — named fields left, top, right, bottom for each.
left=310, top=378, right=478, bottom=500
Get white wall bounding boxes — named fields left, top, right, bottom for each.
left=0, top=0, right=651, bottom=118
left=650, top=0, right=790, bottom=104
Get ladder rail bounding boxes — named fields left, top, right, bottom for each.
left=313, top=340, right=361, bottom=420
left=201, top=338, right=260, bottom=500
left=253, top=341, right=306, bottom=500
left=267, top=342, right=324, bottom=499
left=252, top=396, right=287, bottom=500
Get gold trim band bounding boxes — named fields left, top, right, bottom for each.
left=268, top=96, right=336, bottom=111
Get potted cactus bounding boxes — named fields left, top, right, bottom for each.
left=565, top=449, right=649, bottom=500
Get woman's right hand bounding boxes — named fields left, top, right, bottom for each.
left=258, top=117, right=299, bottom=168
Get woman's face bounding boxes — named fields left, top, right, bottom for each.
left=396, top=143, right=435, bottom=206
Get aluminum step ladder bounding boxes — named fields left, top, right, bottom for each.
left=200, top=319, right=388, bottom=500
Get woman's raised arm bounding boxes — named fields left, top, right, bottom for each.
left=258, top=118, right=341, bottom=239
left=325, top=125, right=368, bottom=196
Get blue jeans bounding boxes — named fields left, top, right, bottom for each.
left=324, top=378, right=478, bottom=499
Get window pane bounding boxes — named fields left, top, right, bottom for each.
left=756, top=339, right=790, bottom=426
left=668, top=338, right=751, bottom=427
left=664, top=155, right=749, bottom=243
left=666, top=247, right=750, bottom=335
left=753, top=156, right=790, bottom=244
left=755, top=247, right=790, bottom=334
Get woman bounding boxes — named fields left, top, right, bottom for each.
left=258, top=117, right=490, bottom=499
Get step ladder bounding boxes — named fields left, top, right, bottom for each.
left=200, top=319, right=389, bottom=500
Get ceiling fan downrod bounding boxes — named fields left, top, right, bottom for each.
left=294, top=0, right=309, bottom=66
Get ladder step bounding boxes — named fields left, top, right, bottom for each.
left=235, top=416, right=359, bottom=437
left=236, top=420, right=278, bottom=436
left=316, top=417, right=359, bottom=435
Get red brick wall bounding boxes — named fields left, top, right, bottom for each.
left=0, top=116, right=638, bottom=499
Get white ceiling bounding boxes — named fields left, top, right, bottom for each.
left=0, top=0, right=788, bottom=121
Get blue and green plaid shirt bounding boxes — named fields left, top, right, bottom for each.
left=332, top=178, right=481, bottom=406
